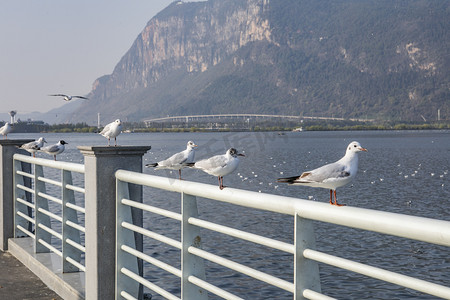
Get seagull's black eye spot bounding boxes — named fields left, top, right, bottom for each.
left=354, top=144, right=357, bottom=147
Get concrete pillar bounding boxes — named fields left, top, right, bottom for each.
left=78, top=145, right=150, bottom=300
left=0, top=139, right=33, bottom=251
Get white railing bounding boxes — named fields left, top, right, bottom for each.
left=13, top=153, right=86, bottom=273
left=115, top=170, right=450, bottom=300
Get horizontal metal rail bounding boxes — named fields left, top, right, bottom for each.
left=14, top=154, right=85, bottom=173
left=38, top=207, right=62, bottom=222
left=121, top=245, right=181, bottom=278
left=16, top=197, right=35, bottom=209
left=38, top=176, right=62, bottom=187
left=66, top=220, right=85, bottom=233
left=66, top=202, right=85, bottom=214
left=37, top=192, right=62, bottom=205
left=303, top=249, right=450, bottom=299
left=188, top=216, right=294, bottom=254
left=16, top=225, right=35, bottom=239
left=120, top=267, right=180, bottom=300
left=189, top=246, right=293, bottom=293
left=122, top=198, right=181, bottom=221
left=17, top=211, right=35, bottom=224
left=121, top=221, right=181, bottom=250
left=38, top=239, right=62, bottom=257
left=66, top=256, right=86, bottom=272
left=16, top=184, right=35, bottom=195
left=66, top=238, right=86, bottom=253
left=65, top=184, right=85, bottom=194
left=188, top=276, right=244, bottom=300
left=16, top=170, right=34, bottom=179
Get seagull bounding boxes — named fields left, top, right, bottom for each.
left=277, top=141, right=367, bottom=206
left=146, top=141, right=197, bottom=179
left=20, top=137, right=47, bottom=157
left=193, top=148, right=245, bottom=190
left=100, top=119, right=122, bottom=146
left=39, top=140, right=68, bottom=161
left=49, top=94, right=89, bottom=101
left=0, top=122, right=12, bottom=139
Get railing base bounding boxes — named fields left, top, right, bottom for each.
left=8, top=237, right=85, bottom=300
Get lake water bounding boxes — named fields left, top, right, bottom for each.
left=10, top=130, right=449, bottom=299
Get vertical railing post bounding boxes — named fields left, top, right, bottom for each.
left=116, top=179, right=140, bottom=299
left=78, top=145, right=150, bottom=300
left=62, top=170, right=81, bottom=272
left=181, top=193, right=207, bottom=300
left=0, top=139, right=33, bottom=250
left=34, top=164, right=52, bottom=253
left=294, top=213, right=321, bottom=299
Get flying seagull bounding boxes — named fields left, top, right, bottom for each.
left=277, top=141, right=367, bottom=206
left=100, top=119, right=122, bottom=146
left=146, top=141, right=198, bottom=179
left=49, top=94, right=89, bottom=101
left=193, top=148, right=245, bottom=190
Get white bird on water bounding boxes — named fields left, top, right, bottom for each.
left=277, top=141, right=367, bottom=206
left=20, top=137, right=47, bottom=157
left=100, top=119, right=122, bottom=146
left=193, top=148, right=245, bottom=190
left=39, top=140, right=68, bottom=161
left=146, top=141, right=197, bottom=179
left=49, top=94, right=89, bottom=101
left=0, top=122, right=12, bottom=139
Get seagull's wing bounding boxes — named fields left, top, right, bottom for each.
left=20, top=141, right=37, bottom=149
left=100, top=123, right=112, bottom=135
left=49, top=94, right=68, bottom=97
left=160, top=151, right=187, bottom=167
left=300, top=162, right=349, bottom=183
left=195, top=155, right=228, bottom=170
left=41, top=144, right=60, bottom=153
left=73, top=96, right=89, bottom=100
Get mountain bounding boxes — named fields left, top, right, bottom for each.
left=67, top=0, right=449, bottom=124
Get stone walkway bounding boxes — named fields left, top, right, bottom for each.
left=0, top=251, right=62, bottom=300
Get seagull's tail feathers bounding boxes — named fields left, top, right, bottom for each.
left=145, top=163, right=158, bottom=168
left=182, top=162, right=195, bottom=168
left=277, top=176, right=302, bottom=184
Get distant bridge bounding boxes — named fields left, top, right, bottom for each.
left=143, top=114, right=373, bottom=126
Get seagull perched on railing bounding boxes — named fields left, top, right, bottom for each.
left=146, top=141, right=197, bottom=179
left=49, top=94, right=89, bottom=101
left=0, top=122, right=12, bottom=139
left=39, top=140, right=67, bottom=161
left=277, top=141, right=367, bottom=206
left=192, top=148, right=245, bottom=190
left=100, top=119, right=122, bottom=146
left=20, top=137, right=47, bottom=157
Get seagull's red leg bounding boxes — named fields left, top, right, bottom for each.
left=115, top=137, right=117, bottom=146
left=54, top=155, right=57, bottom=161
left=329, top=190, right=334, bottom=205
left=178, top=169, right=182, bottom=180
left=333, top=190, right=346, bottom=206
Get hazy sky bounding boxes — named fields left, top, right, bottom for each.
left=0, top=0, right=174, bottom=120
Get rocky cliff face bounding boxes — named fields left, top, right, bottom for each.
left=90, top=0, right=271, bottom=100
left=69, top=0, right=449, bottom=123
